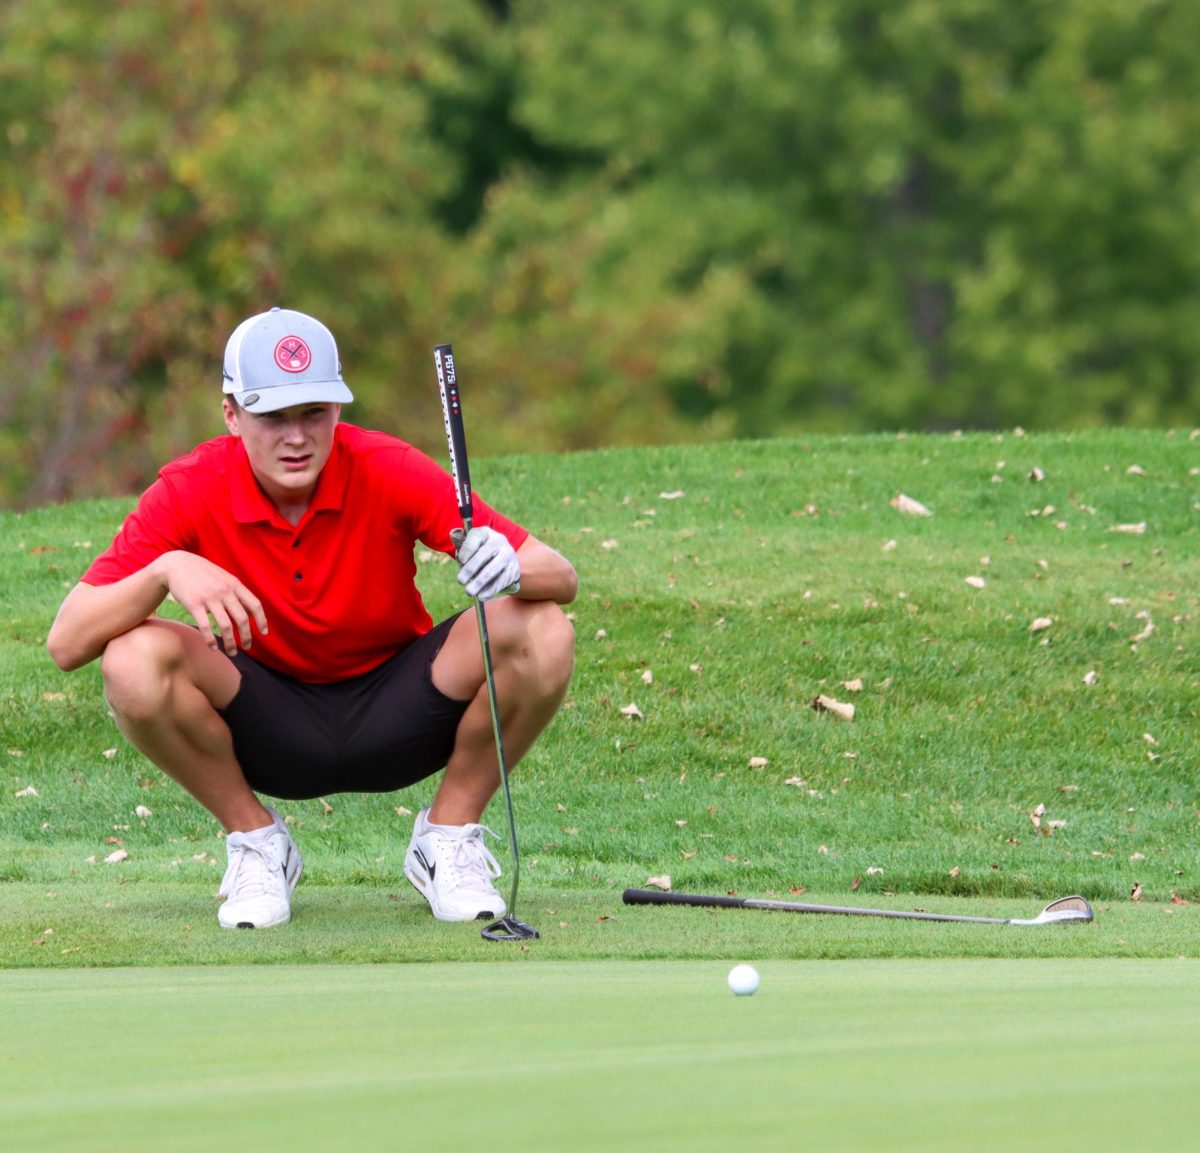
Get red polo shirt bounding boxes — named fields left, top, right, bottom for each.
left=81, top=423, right=528, bottom=683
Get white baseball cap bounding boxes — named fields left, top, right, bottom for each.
left=222, top=307, right=354, bottom=413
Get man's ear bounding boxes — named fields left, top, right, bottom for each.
left=222, top=397, right=240, bottom=435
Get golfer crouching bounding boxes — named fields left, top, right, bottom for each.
left=47, top=308, right=576, bottom=929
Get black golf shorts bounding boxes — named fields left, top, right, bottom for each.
left=217, top=613, right=470, bottom=800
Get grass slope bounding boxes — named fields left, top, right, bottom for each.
left=1, top=429, right=1197, bottom=966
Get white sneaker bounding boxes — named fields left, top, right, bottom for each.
left=404, top=808, right=507, bottom=922
left=217, top=809, right=303, bottom=929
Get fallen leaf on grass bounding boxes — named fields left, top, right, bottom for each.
left=620, top=703, right=644, bottom=720
left=964, top=576, right=987, bottom=589
left=134, top=805, right=152, bottom=818
left=1170, top=892, right=1189, bottom=906
left=851, top=875, right=862, bottom=891
left=748, top=756, right=769, bottom=768
left=812, top=695, right=855, bottom=721
left=659, top=491, right=685, bottom=500
left=1130, top=882, right=1143, bottom=902
left=645, top=875, right=672, bottom=891
left=1110, top=522, right=1146, bottom=535
left=15, top=785, right=38, bottom=798
left=1083, top=670, right=1098, bottom=686
left=842, top=678, right=864, bottom=692
left=1029, top=617, right=1054, bottom=633
left=891, top=493, right=933, bottom=517
left=104, top=849, right=129, bottom=864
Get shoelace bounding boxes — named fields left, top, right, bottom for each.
left=440, top=825, right=502, bottom=890
left=219, top=837, right=284, bottom=902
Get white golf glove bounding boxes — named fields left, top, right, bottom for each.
left=451, top=526, right=521, bottom=601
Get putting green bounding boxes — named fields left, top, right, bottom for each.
left=2, top=959, right=1196, bottom=1152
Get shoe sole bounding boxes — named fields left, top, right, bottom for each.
left=219, top=910, right=292, bottom=930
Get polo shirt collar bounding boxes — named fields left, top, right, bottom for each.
left=229, top=429, right=349, bottom=527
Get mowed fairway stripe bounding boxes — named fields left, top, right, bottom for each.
left=1, top=959, right=1196, bottom=1153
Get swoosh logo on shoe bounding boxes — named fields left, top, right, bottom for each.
left=413, top=847, right=436, bottom=880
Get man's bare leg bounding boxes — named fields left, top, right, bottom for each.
left=99, top=618, right=273, bottom=833
left=428, top=600, right=575, bottom=826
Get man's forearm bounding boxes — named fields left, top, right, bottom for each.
left=513, top=538, right=578, bottom=605
left=47, top=564, right=170, bottom=671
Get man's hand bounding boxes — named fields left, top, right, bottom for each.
left=158, top=551, right=268, bottom=656
left=451, top=527, right=521, bottom=601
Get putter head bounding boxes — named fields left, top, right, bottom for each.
left=1015, top=895, right=1095, bottom=926
left=481, top=916, right=540, bottom=942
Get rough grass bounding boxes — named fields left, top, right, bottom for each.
left=1, top=429, right=1197, bottom=966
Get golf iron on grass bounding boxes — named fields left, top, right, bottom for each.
left=622, top=889, right=1094, bottom=927
left=435, top=343, right=539, bottom=943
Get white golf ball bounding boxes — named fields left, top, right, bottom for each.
left=727, top=963, right=760, bottom=996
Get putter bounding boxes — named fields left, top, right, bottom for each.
left=435, top=343, right=539, bottom=943
left=622, top=888, right=1094, bottom=926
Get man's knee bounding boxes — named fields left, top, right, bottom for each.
left=533, top=602, right=575, bottom=677
left=494, top=600, right=575, bottom=683
left=100, top=621, right=189, bottom=723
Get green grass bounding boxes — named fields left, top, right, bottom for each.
left=3, top=960, right=1198, bottom=1153
left=2, top=430, right=1198, bottom=1151
left=3, top=429, right=1196, bottom=965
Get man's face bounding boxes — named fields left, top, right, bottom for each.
left=223, top=399, right=341, bottom=508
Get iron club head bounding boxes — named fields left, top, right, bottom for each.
left=1010, top=895, right=1094, bottom=926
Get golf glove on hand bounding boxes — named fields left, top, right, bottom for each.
left=452, top=526, right=521, bottom=601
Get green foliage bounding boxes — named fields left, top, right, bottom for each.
left=3, top=1, right=1200, bottom=507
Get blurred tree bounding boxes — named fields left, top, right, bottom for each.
left=486, top=0, right=1200, bottom=438
left=1, top=0, right=1198, bottom=507
left=0, top=1, right=221, bottom=504
left=0, top=0, right=503, bottom=502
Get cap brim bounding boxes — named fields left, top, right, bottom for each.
left=230, top=381, right=354, bottom=413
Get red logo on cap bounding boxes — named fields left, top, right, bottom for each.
left=274, top=336, right=312, bottom=374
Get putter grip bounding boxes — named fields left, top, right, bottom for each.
left=622, top=889, right=747, bottom=909
left=434, top=343, right=472, bottom=520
